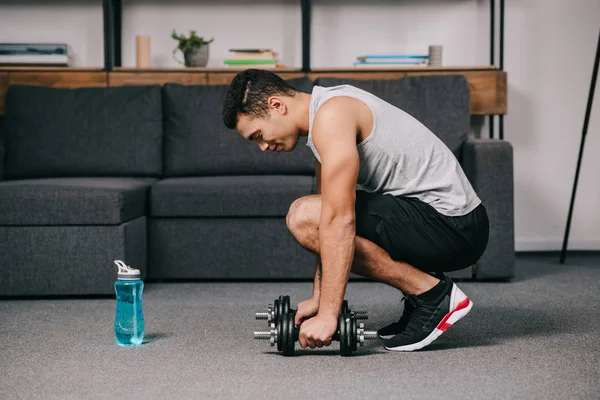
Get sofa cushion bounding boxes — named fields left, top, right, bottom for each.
left=150, top=175, right=315, bottom=217
left=2, top=84, right=163, bottom=179
left=162, top=77, right=316, bottom=177
left=314, top=75, right=470, bottom=159
left=0, top=115, right=5, bottom=180
left=0, top=178, right=156, bottom=225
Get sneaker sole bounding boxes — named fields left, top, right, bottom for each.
left=384, top=284, right=473, bottom=351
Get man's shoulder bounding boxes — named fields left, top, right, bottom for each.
left=312, top=96, right=360, bottom=137
left=311, top=97, right=361, bottom=152
left=313, top=85, right=369, bottom=120
left=315, top=95, right=356, bottom=115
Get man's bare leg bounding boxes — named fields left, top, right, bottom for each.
left=287, top=194, right=477, bottom=352
left=286, top=195, right=439, bottom=296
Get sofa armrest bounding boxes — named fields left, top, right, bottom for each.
left=462, top=138, right=515, bottom=280
left=0, top=115, right=4, bottom=181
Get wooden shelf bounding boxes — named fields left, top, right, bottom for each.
left=113, top=67, right=303, bottom=73
left=113, top=65, right=497, bottom=73
left=311, top=65, right=499, bottom=72
left=0, top=66, right=507, bottom=116
left=0, top=66, right=103, bottom=71
left=0, top=65, right=496, bottom=73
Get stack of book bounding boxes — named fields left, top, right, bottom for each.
left=224, top=49, right=278, bottom=69
left=0, top=43, right=69, bottom=66
left=353, top=54, right=429, bottom=68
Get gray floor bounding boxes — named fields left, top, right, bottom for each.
left=1, top=253, right=599, bottom=400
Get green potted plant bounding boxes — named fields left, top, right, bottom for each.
left=172, top=29, right=214, bottom=67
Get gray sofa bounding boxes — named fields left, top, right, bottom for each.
left=0, top=74, right=514, bottom=296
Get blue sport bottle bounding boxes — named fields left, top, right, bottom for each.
left=113, top=260, right=145, bottom=346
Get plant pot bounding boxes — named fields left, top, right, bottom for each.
left=184, top=45, right=209, bottom=67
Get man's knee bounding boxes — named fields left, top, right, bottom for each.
left=286, top=196, right=318, bottom=237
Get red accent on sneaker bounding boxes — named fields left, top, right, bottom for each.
left=439, top=322, right=452, bottom=331
left=436, top=297, right=471, bottom=332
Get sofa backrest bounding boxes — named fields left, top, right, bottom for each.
left=0, top=115, right=4, bottom=180
left=161, top=77, right=315, bottom=177
left=2, top=84, right=163, bottom=179
left=314, top=75, right=471, bottom=159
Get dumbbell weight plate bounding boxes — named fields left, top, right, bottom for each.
left=339, top=314, right=355, bottom=357
left=275, top=305, right=294, bottom=352
left=278, top=312, right=287, bottom=354
left=341, top=300, right=349, bottom=314
left=276, top=296, right=285, bottom=322
left=338, top=314, right=347, bottom=356
left=351, top=316, right=358, bottom=352
left=282, top=295, right=291, bottom=314
left=274, top=295, right=291, bottom=326
left=275, top=302, right=286, bottom=352
left=338, top=314, right=345, bottom=356
left=276, top=313, right=283, bottom=352
left=273, top=298, right=281, bottom=324
left=282, top=312, right=296, bottom=356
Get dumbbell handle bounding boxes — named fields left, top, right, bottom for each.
left=351, top=310, right=369, bottom=319
left=255, top=311, right=270, bottom=320
left=253, top=323, right=378, bottom=342
left=291, top=326, right=378, bottom=342
left=255, top=307, right=368, bottom=321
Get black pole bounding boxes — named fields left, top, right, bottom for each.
left=114, top=0, right=122, bottom=67
left=560, top=28, right=600, bottom=264
left=499, top=0, right=504, bottom=140
left=301, top=0, right=311, bottom=72
left=490, top=0, right=495, bottom=66
left=489, top=0, right=495, bottom=139
left=499, top=0, right=504, bottom=70
left=102, top=0, right=114, bottom=71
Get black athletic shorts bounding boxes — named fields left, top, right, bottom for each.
left=355, top=191, right=489, bottom=273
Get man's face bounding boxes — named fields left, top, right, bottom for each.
left=236, top=96, right=300, bottom=153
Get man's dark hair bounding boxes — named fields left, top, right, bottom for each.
left=222, top=69, right=299, bottom=129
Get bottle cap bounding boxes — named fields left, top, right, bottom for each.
left=114, top=260, right=141, bottom=280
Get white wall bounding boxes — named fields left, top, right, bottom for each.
left=1, top=0, right=599, bottom=251
left=0, top=1, right=104, bottom=66
left=505, top=0, right=600, bottom=251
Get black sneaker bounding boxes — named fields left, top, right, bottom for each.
left=377, top=297, right=415, bottom=339
left=377, top=271, right=449, bottom=340
left=382, top=275, right=473, bottom=351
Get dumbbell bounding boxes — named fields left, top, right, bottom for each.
left=254, top=310, right=378, bottom=356
left=341, top=300, right=369, bottom=320
left=254, top=295, right=292, bottom=325
left=255, top=295, right=368, bottom=325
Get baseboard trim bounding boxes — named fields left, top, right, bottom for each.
left=515, top=250, right=600, bottom=257
left=516, top=238, right=600, bottom=252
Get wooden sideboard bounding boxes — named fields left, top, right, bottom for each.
left=0, top=66, right=507, bottom=116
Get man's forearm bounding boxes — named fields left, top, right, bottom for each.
left=317, top=218, right=355, bottom=319
left=312, top=257, right=322, bottom=299
left=313, top=158, right=322, bottom=300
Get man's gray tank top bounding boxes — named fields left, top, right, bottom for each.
left=307, top=84, right=481, bottom=217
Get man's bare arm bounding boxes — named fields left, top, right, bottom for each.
left=312, top=98, right=360, bottom=320
left=312, top=159, right=322, bottom=299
